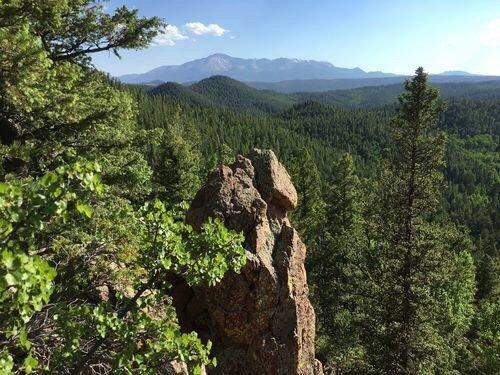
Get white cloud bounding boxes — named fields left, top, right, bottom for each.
left=153, top=25, right=188, bottom=46
left=184, top=22, right=228, bottom=36
left=230, top=35, right=236, bottom=40
left=480, top=18, right=500, bottom=46
left=151, top=22, right=229, bottom=47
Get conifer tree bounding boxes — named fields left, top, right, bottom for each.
left=153, top=108, right=202, bottom=204
left=363, top=68, right=476, bottom=374
left=309, top=154, right=368, bottom=373
left=290, top=148, right=326, bottom=249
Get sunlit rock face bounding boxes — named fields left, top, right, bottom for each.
left=172, top=149, right=322, bottom=375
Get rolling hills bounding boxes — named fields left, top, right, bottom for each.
left=149, top=76, right=294, bottom=113
left=147, top=75, right=500, bottom=113
left=247, top=74, right=500, bottom=93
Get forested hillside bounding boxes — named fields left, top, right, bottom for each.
left=149, top=76, right=294, bottom=114
left=1, top=1, right=498, bottom=374
left=247, top=75, right=500, bottom=93
left=149, top=75, right=500, bottom=111
left=300, top=80, right=500, bottom=107
left=133, top=70, right=499, bottom=374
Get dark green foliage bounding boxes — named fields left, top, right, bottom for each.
left=298, top=80, right=500, bottom=108
left=131, top=67, right=499, bottom=374
left=306, top=154, right=368, bottom=373
left=288, top=149, right=326, bottom=248
left=147, top=74, right=500, bottom=113
left=2, top=1, right=498, bottom=372
left=360, top=68, right=475, bottom=374
left=150, top=75, right=294, bottom=114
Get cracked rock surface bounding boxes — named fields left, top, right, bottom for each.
left=173, top=149, right=322, bottom=375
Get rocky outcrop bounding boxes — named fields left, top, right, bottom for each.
left=173, top=149, right=322, bottom=375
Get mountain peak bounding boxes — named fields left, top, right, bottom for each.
left=207, top=53, right=231, bottom=58
left=203, top=54, right=233, bottom=71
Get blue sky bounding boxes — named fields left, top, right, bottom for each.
left=92, top=0, right=500, bottom=76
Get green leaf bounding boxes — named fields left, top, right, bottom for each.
left=76, top=202, right=93, bottom=218
left=1, top=250, right=14, bottom=269
left=5, top=273, right=16, bottom=286
left=23, top=353, right=38, bottom=373
left=161, top=258, right=172, bottom=270
left=0, top=183, right=8, bottom=194
left=18, top=328, right=31, bottom=350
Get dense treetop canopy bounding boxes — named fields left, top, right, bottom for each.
left=0, top=1, right=498, bottom=373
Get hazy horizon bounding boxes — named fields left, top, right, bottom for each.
left=92, top=0, right=500, bottom=77
left=110, top=53, right=499, bottom=77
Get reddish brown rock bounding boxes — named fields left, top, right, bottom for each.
left=174, top=149, right=322, bottom=375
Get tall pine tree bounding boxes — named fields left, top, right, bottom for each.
left=290, top=148, right=326, bottom=249
left=363, top=68, right=476, bottom=374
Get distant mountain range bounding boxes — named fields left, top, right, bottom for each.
left=119, top=54, right=500, bottom=92
left=119, top=54, right=397, bottom=83
left=246, top=75, right=500, bottom=93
